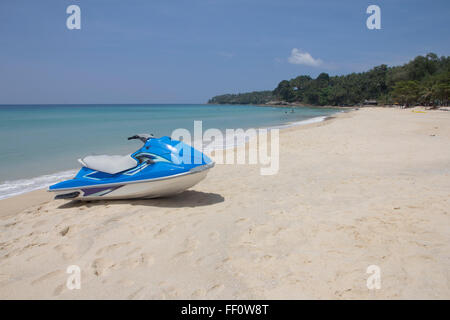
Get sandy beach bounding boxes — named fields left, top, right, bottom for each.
left=0, top=107, right=449, bottom=299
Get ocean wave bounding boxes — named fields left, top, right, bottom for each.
left=201, top=115, right=331, bottom=152
left=0, top=170, right=77, bottom=200
left=273, top=115, right=330, bottom=129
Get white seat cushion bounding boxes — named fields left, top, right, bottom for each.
left=79, top=154, right=138, bottom=174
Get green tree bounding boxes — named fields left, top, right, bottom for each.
left=391, top=81, right=420, bottom=107
left=209, top=53, right=449, bottom=107
left=273, top=80, right=295, bottom=102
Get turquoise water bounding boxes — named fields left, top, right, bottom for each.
left=0, top=104, right=338, bottom=198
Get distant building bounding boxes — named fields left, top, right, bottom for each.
left=363, top=100, right=378, bottom=105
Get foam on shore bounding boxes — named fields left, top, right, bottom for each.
left=202, top=115, right=334, bottom=152
left=0, top=170, right=77, bottom=200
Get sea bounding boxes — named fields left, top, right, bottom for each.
left=0, top=104, right=340, bottom=199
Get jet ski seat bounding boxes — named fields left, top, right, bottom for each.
left=78, top=154, right=138, bottom=175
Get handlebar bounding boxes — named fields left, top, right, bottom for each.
left=127, top=134, right=154, bottom=142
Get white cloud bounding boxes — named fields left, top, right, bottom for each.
left=288, top=48, right=322, bottom=67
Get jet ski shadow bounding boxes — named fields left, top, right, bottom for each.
left=57, top=190, right=224, bottom=209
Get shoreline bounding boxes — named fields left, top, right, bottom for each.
left=208, top=102, right=355, bottom=109
left=0, top=105, right=440, bottom=216
left=0, top=111, right=344, bottom=218
left=1, top=107, right=449, bottom=299
left=0, top=106, right=428, bottom=215
left=0, top=108, right=343, bottom=203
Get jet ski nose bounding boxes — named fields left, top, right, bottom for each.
left=189, top=162, right=215, bottom=173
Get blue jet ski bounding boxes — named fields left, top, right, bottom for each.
left=49, top=134, right=214, bottom=200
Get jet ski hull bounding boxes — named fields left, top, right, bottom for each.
left=51, top=169, right=210, bottom=200
left=49, top=135, right=214, bottom=201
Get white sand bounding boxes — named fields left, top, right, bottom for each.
left=0, top=107, right=449, bottom=299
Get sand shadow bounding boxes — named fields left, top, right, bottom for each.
left=57, top=190, right=224, bottom=209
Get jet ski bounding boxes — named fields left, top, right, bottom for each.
left=48, top=134, right=214, bottom=200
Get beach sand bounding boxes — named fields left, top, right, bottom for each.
left=0, top=107, right=449, bottom=299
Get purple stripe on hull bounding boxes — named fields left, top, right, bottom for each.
left=82, top=185, right=123, bottom=197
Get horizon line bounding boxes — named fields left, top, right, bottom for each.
left=0, top=102, right=209, bottom=106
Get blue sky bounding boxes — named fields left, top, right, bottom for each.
left=0, top=0, right=449, bottom=104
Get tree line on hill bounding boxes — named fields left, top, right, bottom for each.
left=208, top=53, right=449, bottom=107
